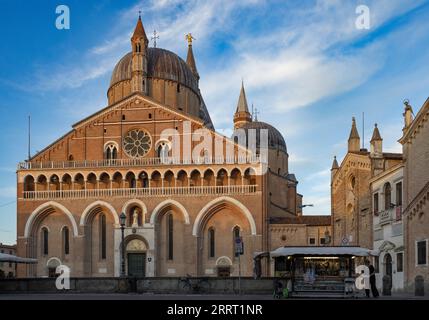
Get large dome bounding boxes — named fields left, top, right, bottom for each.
left=109, top=48, right=198, bottom=92
left=235, top=121, right=287, bottom=153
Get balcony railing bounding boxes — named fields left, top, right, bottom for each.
left=18, top=155, right=264, bottom=170
left=21, top=185, right=258, bottom=200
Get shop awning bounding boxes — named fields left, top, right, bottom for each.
left=0, top=253, right=38, bottom=264
left=269, top=246, right=379, bottom=258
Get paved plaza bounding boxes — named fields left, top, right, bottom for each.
left=0, top=292, right=427, bottom=300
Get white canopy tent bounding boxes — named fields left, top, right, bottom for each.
left=0, top=253, right=37, bottom=264
left=269, top=246, right=379, bottom=257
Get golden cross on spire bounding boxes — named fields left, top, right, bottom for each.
left=185, top=33, right=195, bottom=45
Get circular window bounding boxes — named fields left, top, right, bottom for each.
left=123, top=129, right=152, bottom=158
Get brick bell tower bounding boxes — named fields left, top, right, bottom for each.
left=131, top=13, right=149, bottom=94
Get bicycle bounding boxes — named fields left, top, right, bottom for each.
left=179, top=274, right=210, bottom=293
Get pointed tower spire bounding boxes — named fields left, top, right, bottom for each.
left=236, top=81, right=249, bottom=113
left=233, top=81, right=252, bottom=129
left=132, top=13, right=148, bottom=43
left=185, top=33, right=199, bottom=82
left=331, top=156, right=339, bottom=180
left=131, top=13, right=148, bottom=94
left=331, top=156, right=339, bottom=170
left=370, top=123, right=382, bottom=142
left=348, top=117, right=361, bottom=152
left=370, top=123, right=383, bottom=156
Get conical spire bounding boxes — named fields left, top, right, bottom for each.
left=185, top=33, right=199, bottom=80
left=370, top=123, right=382, bottom=142
left=233, top=81, right=252, bottom=129
left=236, top=81, right=250, bottom=114
left=132, top=14, right=148, bottom=43
left=370, top=123, right=383, bottom=156
left=348, top=117, right=361, bottom=152
left=331, top=156, right=339, bottom=170
left=349, top=117, right=360, bottom=140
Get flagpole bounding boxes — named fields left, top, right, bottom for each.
left=28, top=115, right=31, bottom=161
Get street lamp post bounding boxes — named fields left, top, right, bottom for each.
left=120, top=212, right=126, bottom=278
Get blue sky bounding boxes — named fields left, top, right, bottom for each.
left=1, top=0, right=429, bottom=244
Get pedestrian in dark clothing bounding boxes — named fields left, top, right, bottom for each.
left=365, top=260, right=379, bottom=298
left=369, top=264, right=379, bottom=298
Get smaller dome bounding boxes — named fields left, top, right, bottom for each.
left=233, top=121, right=287, bottom=153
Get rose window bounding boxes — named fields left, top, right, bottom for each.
left=123, top=129, right=151, bottom=158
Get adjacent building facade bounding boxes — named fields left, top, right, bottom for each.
left=370, top=163, right=404, bottom=292
left=400, top=99, right=429, bottom=292
left=331, top=119, right=402, bottom=250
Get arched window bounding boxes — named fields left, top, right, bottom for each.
left=167, top=213, right=174, bottom=260
left=139, top=172, right=149, bottom=188
left=24, top=175, right=35, bottom=192
left=105, top=143, right=118, bottom=160
left=42, top=228, right=49, bottom=256
left=216, top=169, right=228, bottom=186
left=208, top=227, right=215, bottom=258
left=100, top=214, right=106, bottom=260
left=126, top=172, right=136, bottom=189
left=63, top=227, right=70, bottom=255
left=157, top=141, right=170, bottom=162
left=244, top=168, right=256, bottom=185
left=384, top=183, right=392, bottom=210
left=233, top=226, right=241, bottom=257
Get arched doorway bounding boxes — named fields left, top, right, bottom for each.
left=126, top=238, right=147, bottom=277
left=216, top=256, right=232, bottom=277
left=384, top=253, right=392, bottom=278
left=46, top=257, right=61, bottom=278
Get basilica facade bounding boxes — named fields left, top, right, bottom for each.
left=16, top=16, right=329, bottom=278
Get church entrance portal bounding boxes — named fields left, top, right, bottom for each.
left=127, top=253, right=146, bottom=277
left=126, top=238, right=147, bottom=277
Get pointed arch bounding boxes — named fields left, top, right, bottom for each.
left=150, top=199, right=190, bottom=225
left=80, top=200, right=119, bottom=226
left=24, top=201, right=79, bottom=238
left=192, top=196, right=257, bottom=236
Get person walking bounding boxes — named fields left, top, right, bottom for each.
left=365, top=260, right=379, bottom=298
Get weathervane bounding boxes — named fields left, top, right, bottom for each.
left=151, top=30, right=159, bottom=48
left=185, top=33, right=195, bottom=45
